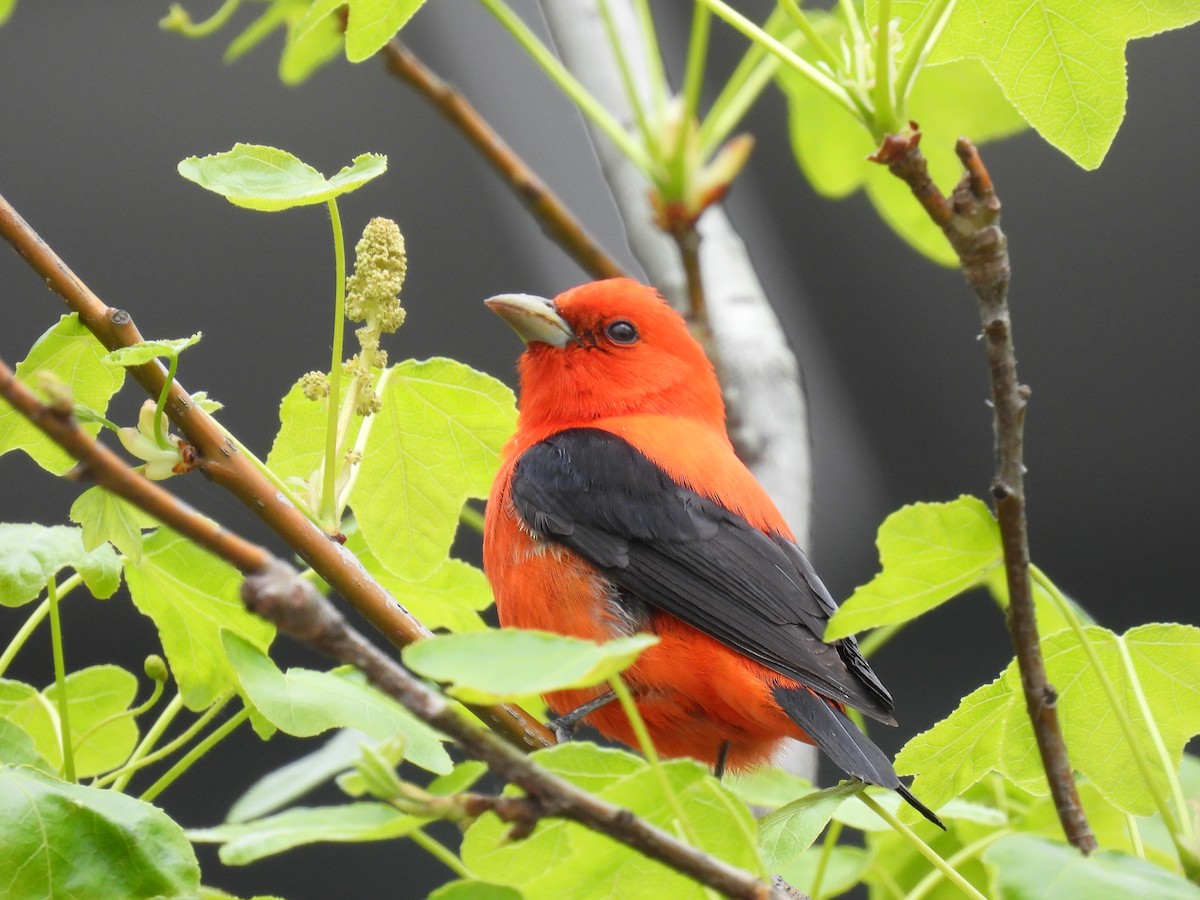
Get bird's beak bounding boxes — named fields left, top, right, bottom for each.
left=484, top=293, right=575, bottom=348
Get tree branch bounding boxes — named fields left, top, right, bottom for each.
left=240, top=561, right=793, bottom=900
left=0, top=190, right=554, bottom=754
left=873, top=130, right=1097, bottom=854
left=378, top=39, right=626, bottom=281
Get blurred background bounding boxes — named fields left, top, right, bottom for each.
left=1, top=1, right=1197, bottom=896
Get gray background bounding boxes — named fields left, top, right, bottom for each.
left=1, top=2, right=1197, bottom=896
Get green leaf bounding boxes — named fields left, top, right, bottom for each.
left=886, top=0, right=1200, bottom=169
left=893, top=671, right=1017, bottom=815
left=461, top=743, right=763, bottom=898
left=777, top=17, right=1026, bottom=265
left=1, top=666, right=140, bottom=779
left=224, top=0, right=294, bottom=62
left=402, top=630, right=658, bottom=705
left=0, top=718, right=52, bottom=771
left=758, top=781, right=863, bottom=871
left=776, top=845, right=868, bottom=899
left=346, top=531, right=493, bottom=633
left=350, top=358, right=517, bottom=580
left=189, top=803, right=420, bottom=865
left=0, top=523, right=121, bottom=606
left=0, top=766, right=200, bottom=898
left=228, top=729, right=371, bottom=823
left=429, top=883, right=522, bottom=900
left=70, top=485, right=158, bottom=563
left=0, top=314, right=125, bottom=474
left=985, top=834, right=1200, bottom=899
left=223, top=633, right=451, bottom=774
left=0, top=0, right=16, bottom=29
left=103, top=333, right=202, bottom=368
left=177, top=144, right=387, bottom=211
left=293, top=0, right=429, bottom=64
left=825, top=497, right=1000, bottom=640
left=124, top=528, right=274, bottom=710
left=898, top=623, right=1200, bottom=818
left=280, top=4, right=344, bottom=85
left=267, top=376, right=359, bottom=485
left=723, top=765, right=813, bottom=809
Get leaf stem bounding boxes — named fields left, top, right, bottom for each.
left=321, top=197, right=347, bottom=533
left=857, top=622, right=902, bottom=659
left=810, top=817, right=842, bottom=899
left=153, top=351, right=179, bottom=449
left=409, top=828, right=471, bottom=878
left=873, top=0, right=896, bottom=132
left=631, top=0, right=669, bottom=120
left=72, top=670, right=166, bottom=757
left=139, top=704, right=251, bottom=802
left=675, top=1, right=712, bottom=186
left=459, top=503, right=485, bottom=535
left=46, top=578, right=75, bottom=781
left=1126, top=813, right=1146, bottom=859
left=0, top=573, right=82, bottom=676
left=905, top=830, right=1008, bottom=900
left=857, top=792, right=985, bottom=900
left=699, top=0, right=863, bottom=126
left=161, top=0, right=243, bottom=38
left=477, top=0, right=654, bottom=174
left=598, top=0, right=659, bottom=159
left=779, top=0, right=843, bottom=72
left=893, top=0, right=957, bottom=104
left=100, top=694, right=231, bottom=790
left=609, top=674, right=700, bottom=847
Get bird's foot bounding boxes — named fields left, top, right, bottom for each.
left=550, top=690, right=617, bottom=744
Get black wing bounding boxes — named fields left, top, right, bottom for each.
left=510, top=428, right=895, bottom=723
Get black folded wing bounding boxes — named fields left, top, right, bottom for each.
left=510, top=428, right=896, bottom=723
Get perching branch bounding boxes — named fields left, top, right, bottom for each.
left=873, top=131, right=1097, bottom=854
left=240, top=561, right=794, bottom=900
left=378, top=39, right=626, bottom=281
left=0, top=190, right=554, bottom=754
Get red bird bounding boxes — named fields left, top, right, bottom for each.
left=483, top=278, right=939, bottom=826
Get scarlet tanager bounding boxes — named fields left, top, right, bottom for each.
left=483, top=278, right=940, bottom=826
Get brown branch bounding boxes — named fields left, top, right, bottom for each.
left=0, top=189, right=554, bottom=754
left=0, top=356, right=270, bottom=574
left=240, top=562, right=791, bottom=900
left=873, top=130, right=1097, bottom=854
left=379, top=39, right=626, bottom=281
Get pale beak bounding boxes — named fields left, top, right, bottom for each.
left=484, top=293, right=575, bottom=347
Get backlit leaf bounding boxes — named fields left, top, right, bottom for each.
left=124, top=528, right=274, bottom=710
left=0, top=524, right=121, bottom=607
left=0, top=314, right=124, bottom=474
left=70, top=485, right=158, bottom=563
left=178, top=144, right=386, bottom=211
left=402, top=630, right=658, bottom=705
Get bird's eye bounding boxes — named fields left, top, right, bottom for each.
left=605, top=319, right=639, bottom=344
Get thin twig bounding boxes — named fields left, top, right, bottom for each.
left=240, top=561, right=789, bottom=900
left=378, top=39, right=626, bottom=280
left=0, top=191, right=554, bottom=753
left=872, top=129, right=1097, bottom=854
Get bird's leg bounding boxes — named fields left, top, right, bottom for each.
left=714, top=741, right=731, bottom=780
left=552, top=690, right=617, bottom=744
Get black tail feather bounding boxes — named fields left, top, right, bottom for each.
left=773, top=686, right=945, bottom=830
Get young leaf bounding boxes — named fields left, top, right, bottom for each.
left=0, top=314, right=125, bottom=474
left=0, top=766, right=200, bottom=897
left=984, top=834, right=1200, bottom=899
left=177, top=144, right=387, bottom=212
left=723, top=765, right=813, bottom=809
left=124, top=528, right=274, bottom=710
left=293, top=0, right=430, bottom=64
left=223, top=632, right=452, bottom=774
left=189, top=803, right=421, bottom=865
left=777, top=17, right=1026, bottom=265
left=0, top=718, right=53, bottom=772
left=280, top=3, right=344, bottom=85
left=0, top=523, right=121, bottom=606
left=227, top=729, right=374, bottom=824
left=758, top=781, right=863, bottom=871
left=429, top=883, right=522, bottom=900
left=885, top=0, right=1200, bottom=169
left=103, top=333, right=202, bottom=368
left=267, top=376, right=363, bottom=485
left=825, top=496, right=1001, bottom=640
left=351, top=358, right=516, bottom=580
left=70, top=485, right=159, bottom=563
left=401, top=630, right=658, bottom=705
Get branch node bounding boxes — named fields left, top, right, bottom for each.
left=109, top=308, right=131, bottom=326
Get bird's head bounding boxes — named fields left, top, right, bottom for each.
left=486, top=278, right=724, bottom=431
